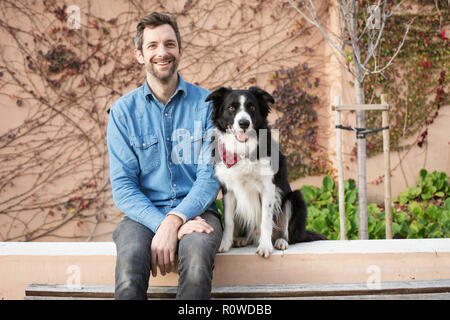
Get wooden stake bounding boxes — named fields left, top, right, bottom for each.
left=334, top=96, right=346, bottom=240
left=381, top=94, right=392, bottom=239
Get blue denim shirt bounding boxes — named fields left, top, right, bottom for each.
left=107, top=74, right=220, bottom=233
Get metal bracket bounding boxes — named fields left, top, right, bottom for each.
left=335, top=125, right=390, bottom=139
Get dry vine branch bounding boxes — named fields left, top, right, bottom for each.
left=0, top=0, right=326, bottom=241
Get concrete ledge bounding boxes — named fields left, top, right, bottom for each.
left=1, top=239, right=450, bottom=299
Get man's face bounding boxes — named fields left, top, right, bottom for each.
left=136, top=24, right=183, bottom=83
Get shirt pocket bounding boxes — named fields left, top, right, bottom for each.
left=130, top=134, right=161, bottom=173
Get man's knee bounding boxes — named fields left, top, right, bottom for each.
left=115, top=248, right=151, bottom=300
left=178, top=235, right=216, bottom=275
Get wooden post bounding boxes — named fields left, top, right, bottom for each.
left=334, top=96, right=346, bottom=240
left=381, top=94, right=392, bottom=239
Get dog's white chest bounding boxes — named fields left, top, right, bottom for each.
left=215, top=158, right=273, bottom=192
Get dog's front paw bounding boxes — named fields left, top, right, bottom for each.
left=256, top=243, right=273, bottom=259
left=218, top=238, right=232, bottom=253
left=274, top=238, right=289, bottom=250
left=233, top=237, right=248, bottom=247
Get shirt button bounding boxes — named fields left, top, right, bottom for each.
left=164, top=113, right=168, bottom=117
left=166, top=137, right=170, bottom=141
left=173, top=183, right=176, bottom=187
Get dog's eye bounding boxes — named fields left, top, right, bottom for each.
left=249, top=105, right=256, bottom=112
left=228, top=106, right=236, bottom=112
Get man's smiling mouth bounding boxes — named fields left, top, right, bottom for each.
left=153, top=59, right=173, bottom=66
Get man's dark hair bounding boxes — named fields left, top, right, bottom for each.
left=134, top=12, right=182, bottom=52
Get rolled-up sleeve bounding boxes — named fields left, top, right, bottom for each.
left=107, top=105, right=166, bottom=233
left=171, top=103, right=220, bottom=220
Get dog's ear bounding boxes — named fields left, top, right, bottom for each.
left=205, top=87, right=231, bottom=121
left=248, top=86, right=274, bottom=118
left=205, top=87, right=231, bottom=103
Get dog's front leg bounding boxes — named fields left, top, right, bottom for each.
left=218, top=191, right=236, bottom=252
left=256, top=190, right=275, bottom=258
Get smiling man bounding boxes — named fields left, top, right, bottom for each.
left=107, top=12, right=222, bottom=300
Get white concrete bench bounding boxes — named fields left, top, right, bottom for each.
left=1, top=239, right=450, bottom=299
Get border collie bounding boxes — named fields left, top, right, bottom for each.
left=205, top=86, right=326, bottom=258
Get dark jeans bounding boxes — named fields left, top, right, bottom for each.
left=113, top=211, right=223, bottom=300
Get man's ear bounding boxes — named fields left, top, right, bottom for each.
left=134, top=48, right=145, bottom=64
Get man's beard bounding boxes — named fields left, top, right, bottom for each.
left=146, top=55, right=179, bottom=84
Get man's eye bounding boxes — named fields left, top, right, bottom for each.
left=228, top=106, right=235, bottom=112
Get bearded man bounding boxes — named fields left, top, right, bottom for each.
left=107, top=12, right=222, bottom=300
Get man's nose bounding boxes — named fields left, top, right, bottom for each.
left=156, top=44, right=168, bottom=56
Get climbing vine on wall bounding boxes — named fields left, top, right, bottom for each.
left=361, top=1, right=449, bottom=157
left=271, top=65, right=330, bottom=180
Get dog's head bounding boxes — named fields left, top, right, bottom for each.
left=205, top=86, right=274, bottom=142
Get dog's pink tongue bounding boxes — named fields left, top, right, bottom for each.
left=236, top=131, right=248, bottom=142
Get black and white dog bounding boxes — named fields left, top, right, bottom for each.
left=205, top=86, right=326, bottom=258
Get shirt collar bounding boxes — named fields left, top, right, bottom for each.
left=143, top=73, right=187, bottom=102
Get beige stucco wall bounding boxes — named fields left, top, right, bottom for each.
left=0, top=0, right=448, bottom=242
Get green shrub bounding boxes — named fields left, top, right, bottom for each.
left=392, top=169, right=450, bottom=239
left=304, top=170, right=450, bottom=239
left=302, top=176, right=373, bottom=240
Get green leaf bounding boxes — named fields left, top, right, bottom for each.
left=322, top=176, right=335, bottom=193
left=399, top=194, right=409, bottom=205
left=215, top=199, right=223, bottom=214
left=301, top=185, right=319, bottom=202
left=425, top=205, right=441, bottom=220
left=307, top=206, right=321, bottom=218
left=392, top=222, right=401, bottom=236
left=319, top=191, right=332, bottom=201
left=419, top=168, right=428, bottom=180
left=401, top=221, right=410, bottom=235
left=445, top=198, right=450, bottom=211
left=428, top=230, right=442, bottom=238
left=345, top=189, right=358, bottom=205
left=436, top=172, right=447, bottom=190
left=410, top=220, right=425, bottom=236
left=426, top=222, right=440, bottom=235
left=408, top=202, right=424, bottom=218
left=312, top=216, right=327, bottom=232
left=368, top=203, right=381, bottom=215
left=344, top=179, right=356, bottom=191
left=395, top=211, right=409, bottom=223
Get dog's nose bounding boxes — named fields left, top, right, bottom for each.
left=238, top=119, right=250, bottom=130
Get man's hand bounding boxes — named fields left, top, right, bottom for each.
left=177, top=216, right=214, bottom=240
left=150, top=214, right=183, bottom=277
